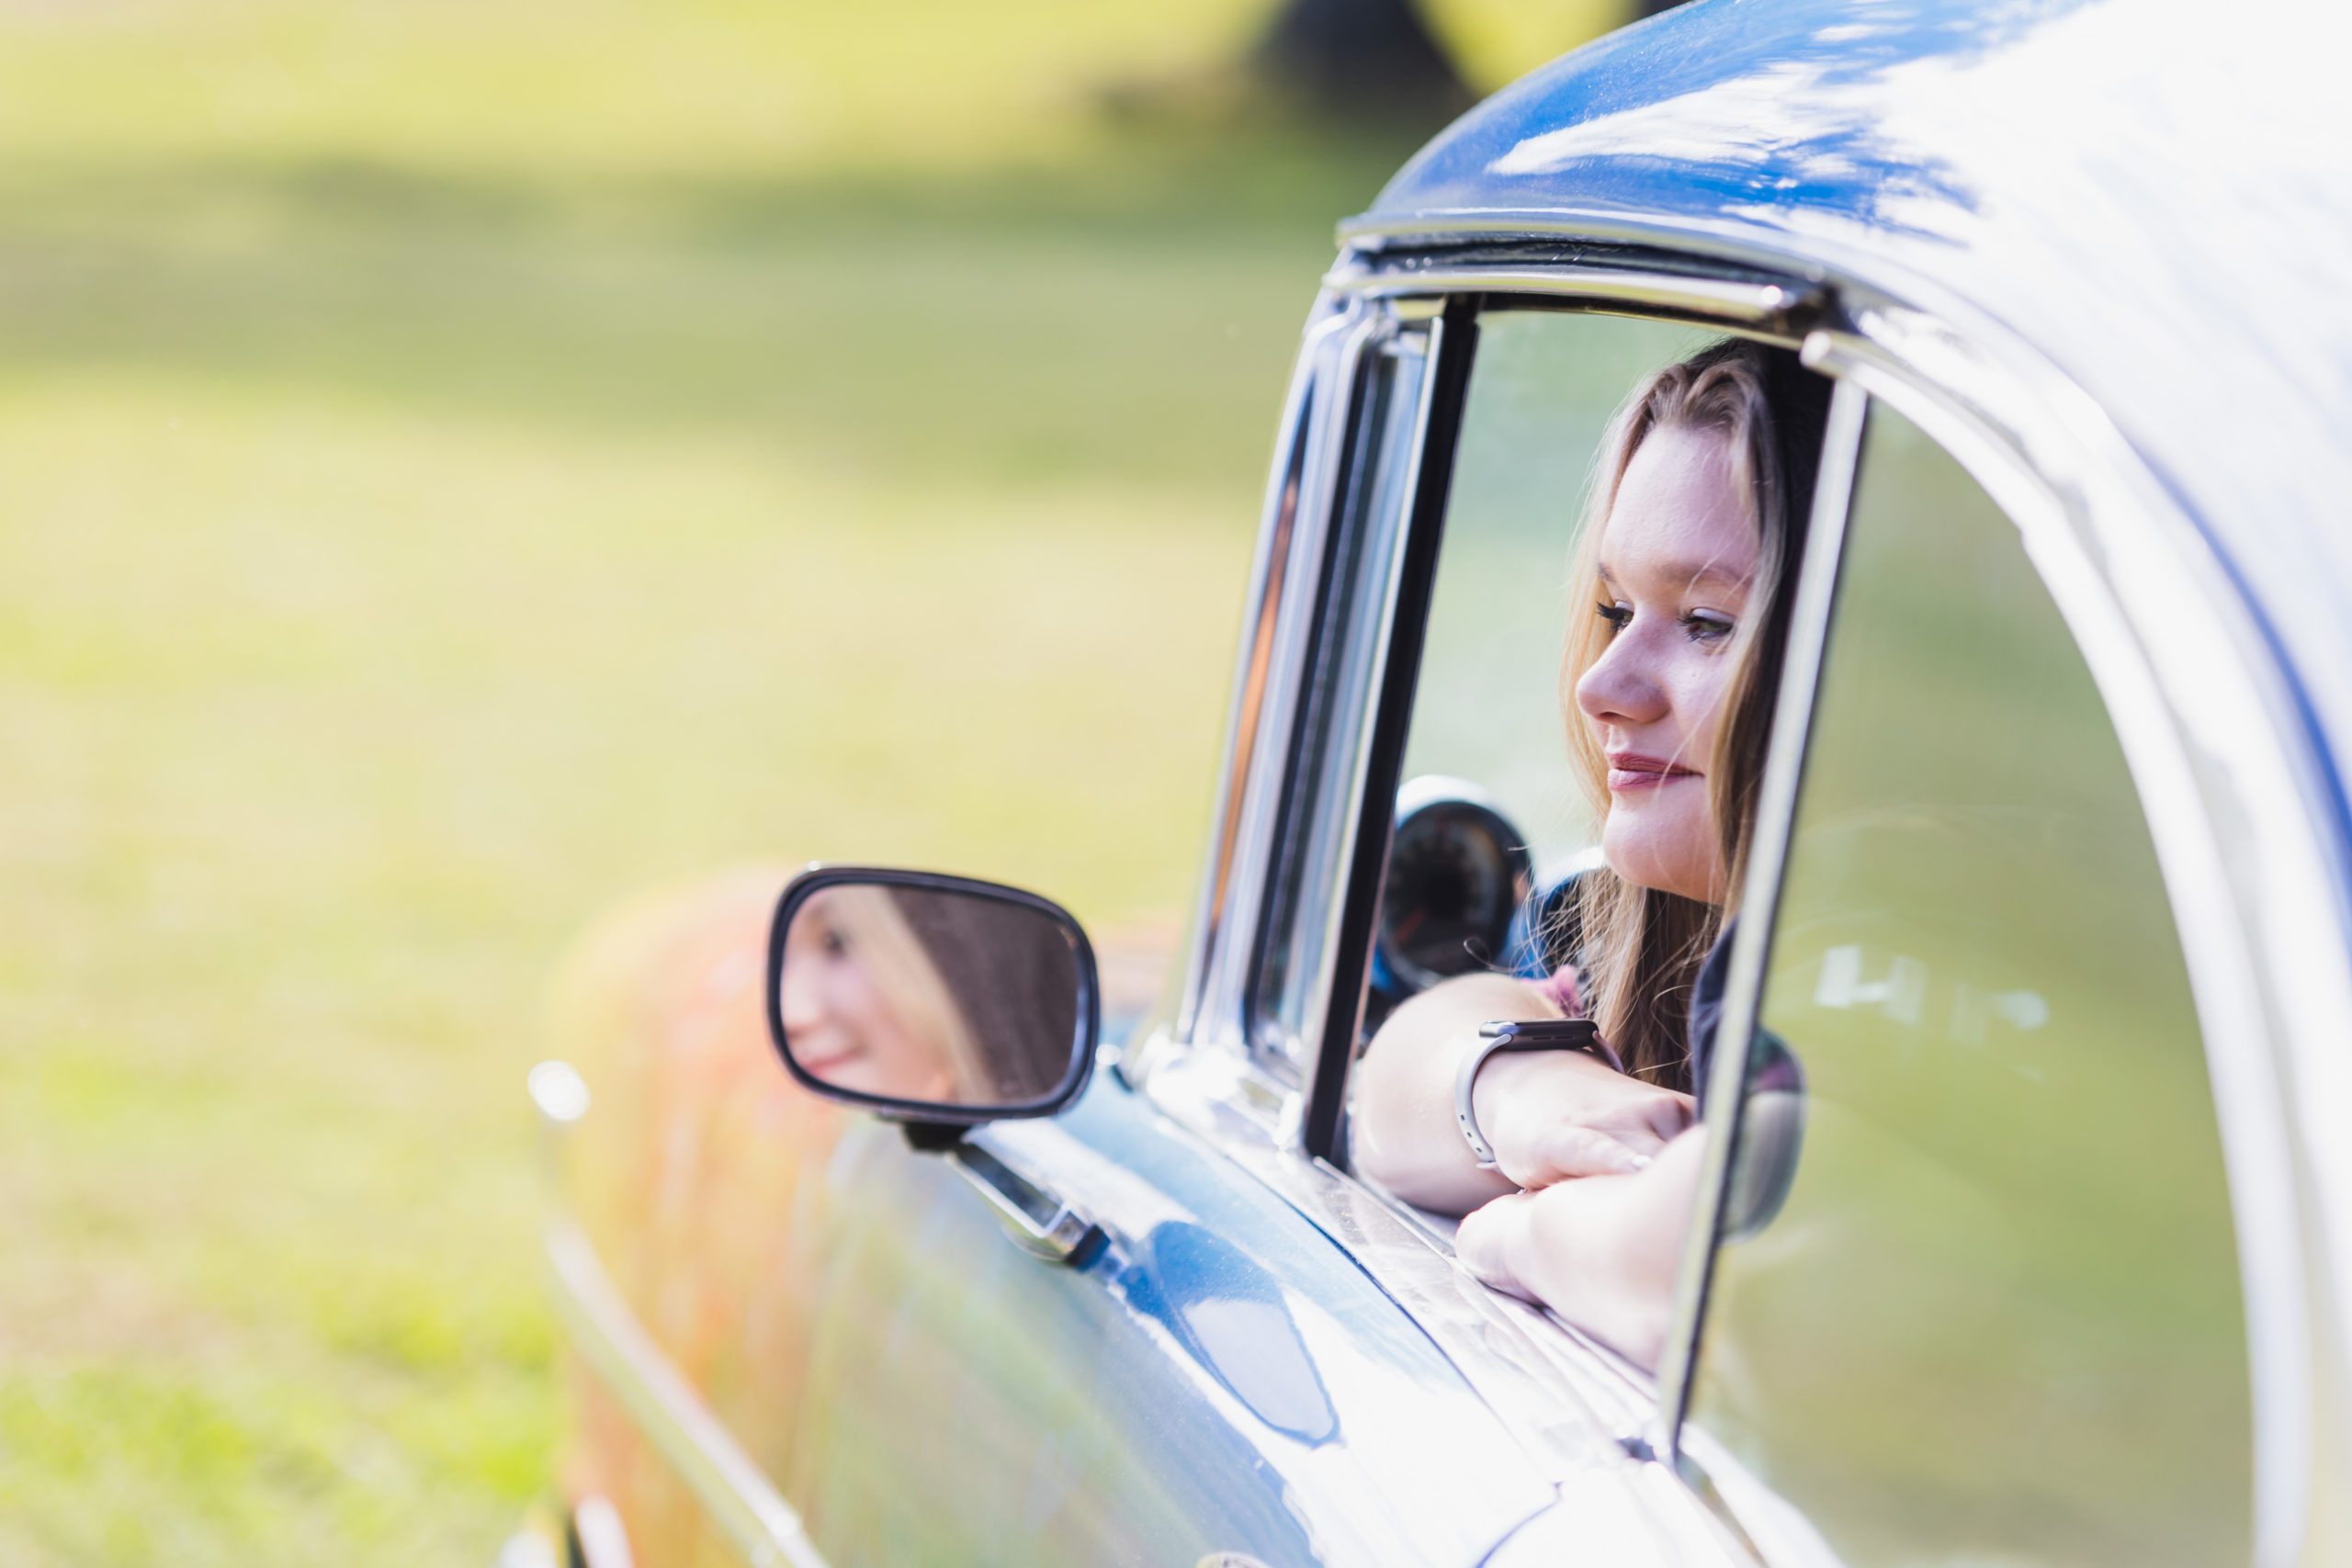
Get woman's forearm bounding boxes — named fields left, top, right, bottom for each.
left=1351, top=975, right=1550, bottom=1213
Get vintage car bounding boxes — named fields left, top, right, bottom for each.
left=518, top=0, right=2352, bottom=1563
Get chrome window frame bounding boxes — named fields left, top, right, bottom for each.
left=1247, top=307, right=1444, bottom=1091
left=1283, top=272, right=1836, bottom=1168
left=1143, top=295, right=1453, bottom=1131
left=1168, top=292, right=1367, bottom=1057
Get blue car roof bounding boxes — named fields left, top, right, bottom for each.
left=1356, top=0, right=2352, bottom=857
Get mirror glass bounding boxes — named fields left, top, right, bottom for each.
left=775, top=877, right=1088, bottom=1111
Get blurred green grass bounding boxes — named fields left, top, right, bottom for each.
left=0, top=1, right=1612, bottom=1562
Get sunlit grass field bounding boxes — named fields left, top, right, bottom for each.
left=0, top=1, right=1614, bottom=1561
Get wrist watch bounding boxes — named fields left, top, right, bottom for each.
left=1453, top=1019, right=1623, bottom=1171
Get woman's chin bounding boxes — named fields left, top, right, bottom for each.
left=1601, top=818, right=1717, bottom=902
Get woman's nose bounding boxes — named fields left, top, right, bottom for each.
left=1576, top=625, right=1670, bottom=728
left=778, top=973, right=822, bottom=1031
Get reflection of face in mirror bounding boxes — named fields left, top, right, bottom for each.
left=777, top=881, right=1085, bottom=1109
left=779, top=886, right=981, bottom=1103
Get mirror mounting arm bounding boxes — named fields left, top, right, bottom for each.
left=899, top=1121, right=966, bottom=1153
left=896, top=1121, right=1102, bottom=1265
left=952, top=1135, right=1104, bottom=1267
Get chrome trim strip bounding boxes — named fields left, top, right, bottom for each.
left=1331, top=209, right=1833, bottom=279
left=1651, top=376, right=1869, bottom=1463
left=1324, top=264, right=1814, bottom=326
left=1175, top=298, right=1357, bottom=1044
left=544, top=1222, right=832, bottom=1568
left=1292, top=314, right=1443, bottom=1141
left=573, top=1496, right=638, bottom=1568
left=1195, top=307, right=1382, bottom=1075
left=1337, top=210, right=1699, bottom=248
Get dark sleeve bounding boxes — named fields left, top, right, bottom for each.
left=1687, top=923, right=1733, bottom=1116
left=1686, top=919, right=1801, bottom=1117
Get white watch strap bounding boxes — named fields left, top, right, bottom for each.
left=1454, top=1020, right=1615, bottom=1172
left=1453, top=1031, right=1514, bottom=1170
left=1454, top=1028, right=1544, bottom=1171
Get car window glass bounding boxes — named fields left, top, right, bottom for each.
left=1688, top=402, right=2252, bottom=1565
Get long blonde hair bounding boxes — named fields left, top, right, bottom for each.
left=813, top=886, right=994, bottom=1101
left=1558, top=338, right=1825, bottom=1088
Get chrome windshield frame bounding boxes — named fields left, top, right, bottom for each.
left=1286, top=303, right=1455, bottom=1157
left=1170, top=293, right=1367, bottom=1054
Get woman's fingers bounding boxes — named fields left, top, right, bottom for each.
left=1647, top=1089, right=1700, bottom=1140
left=1505, top=1124, right=1655, bottom=1188
left=1594, top=1087, right=1696, bottom=1148
left=1478, top=1052, right=1700, bottom=1190
left=1455, top=1191, right=1541, bottom=1301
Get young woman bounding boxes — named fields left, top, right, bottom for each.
left=1352, top=337, right=1830, bottom=1366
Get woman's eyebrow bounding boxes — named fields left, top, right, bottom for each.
left=1596, top=559, right=1754, bottom=592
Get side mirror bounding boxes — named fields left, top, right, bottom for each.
left=1374, top=775, right=1533, bottom=998
left=764, top=866, right=1100, bottom=1126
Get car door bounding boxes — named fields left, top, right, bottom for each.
left=776, top=1074, right=1560, bottom=1567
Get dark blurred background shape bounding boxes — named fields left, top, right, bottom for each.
left=0, top=1, right=1653, bottom=1562
left=1254, top=0, right=1479, bottom=121
left=1249, top=0, right=1685, bottom=122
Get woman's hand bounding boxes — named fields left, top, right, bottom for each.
left=1454, top=1128, right=1709, bottom=1368
left=1475, top=1049, right=1693, bottom=1190
left=1352, top=972, right=1692, bottom=1215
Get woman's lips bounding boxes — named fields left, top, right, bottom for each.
left=1607, top=751, right=1699, bottom=792
left=795, top=1042, right=860, bottom=1077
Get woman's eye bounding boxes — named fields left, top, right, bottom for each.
left=1596, top=602, right=1633, bottom=634
left=1682, top=611, right=1736, bottom=644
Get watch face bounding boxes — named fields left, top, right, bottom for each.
left=1482, top=1018, right=1600, bottom=1048
left=1379, top=798, right=1533, bottom=991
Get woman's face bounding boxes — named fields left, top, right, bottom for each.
left=778, top=894, right=957, bottom=1102
left=1575, top=423, right=1758, bottom=905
